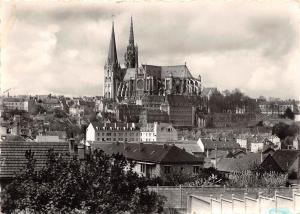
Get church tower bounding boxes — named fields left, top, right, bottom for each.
left=124, top=17, right=138, bottom=68
left=104, top=21, right=120, bottom=99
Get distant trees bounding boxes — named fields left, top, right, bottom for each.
left=208, top=90, right=258, bottom=114
left=1, top=149, right=165, bottom=214
left=284, top=107, right=295, bottom=120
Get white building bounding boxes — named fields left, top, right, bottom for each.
left=140, top=122, right=178, bottom=142
left=86, top=122, right=140, bottom=144
left=2, top=97, right=34, bottom=112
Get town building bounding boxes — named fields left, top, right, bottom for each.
left=103, top=18, right=201, bottom=101
left=197, top=137, right=241, bottom=156
left=140, top=122, right=178, bottom=142
left=136, top=95, right=166, bottom=111
left=160, top=95, right=195, bottom=127
left=2, top=97, right=35, bottom=113
left=115, top=104, right=143, bottom=123
left=86, top=122, right=140, bottom=144
left=92, top=142, right=204, bottom=178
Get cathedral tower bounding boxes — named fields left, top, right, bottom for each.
left=124, top=17, right=138, bottom=68
left=104, top=22, right=120, bottom=99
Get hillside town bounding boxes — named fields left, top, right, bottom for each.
left=1, top=5, right=300, bottom=214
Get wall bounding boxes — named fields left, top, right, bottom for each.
left=186, top=190, right=300, bottom=214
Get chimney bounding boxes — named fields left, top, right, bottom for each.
left=78, top=144, right=85, bottom=160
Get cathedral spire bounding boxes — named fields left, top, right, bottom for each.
left=107, top=21, right=118, bottom=65
left=129, top=16, right=134, bottom=45
left=125, top=17, right=138, bottom=68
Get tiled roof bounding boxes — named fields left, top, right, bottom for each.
left=174, top=143, right=202, bottom=155
left=92, top=142, right=203, bottom=165
left=200, top=138, right=240, bottom=150
left=216, top=153, right=266, bottom=173
left=141, top=64, right=194, bottom=79
left=271, top=150, right=300, bottom=171
left=0, top=141, right=71, bottom=179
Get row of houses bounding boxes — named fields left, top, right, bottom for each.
left=86, top=122, right=178, bottom=144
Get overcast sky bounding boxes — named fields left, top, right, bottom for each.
left=1, top=0, right=299, bottom=99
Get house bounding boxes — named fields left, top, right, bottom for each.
left=174, top=141, right=203, bottom=158
left=86, top=122, right=140, bottom=144
left=91, top=142, right=204, bottom=178
left=216, top=153, right=266, bottom=174
left=140, top=122, right=178, bottom=142
left=2, top=97, right=35, bottom=113
left=197, top=138, right=240, bottom=155
left=95, top=98, right=115, bottom=113
left=260, top=150, right=300, bottom=177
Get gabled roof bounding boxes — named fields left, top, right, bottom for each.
left=174, top=143, right=202, bottom=155
left=216, top=153, right=266, bottom=173
left=271, top=150, right=300, bottom=171
left=0, top=141, right=71, bottom=179
left=92, top=142, right=203, bottom=165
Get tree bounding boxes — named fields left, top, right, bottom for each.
left=284, top=107, right=295, bottom=120
left=1, top=149, right=165, bottom=214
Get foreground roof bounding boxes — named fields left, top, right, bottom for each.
left=0, top=141, right=71, bottom=179
left=92, top=142, right=203, bottom=165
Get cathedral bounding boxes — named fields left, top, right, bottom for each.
left=103, top=18, right=202, bottom=101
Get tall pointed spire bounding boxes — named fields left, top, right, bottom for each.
left=107, top=21, right=118, bottom=65
left=125, top=17, right=138, bottom=69
left=129, top=16, right=134, bottom=45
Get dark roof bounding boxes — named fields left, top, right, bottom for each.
left=200, top=138, right=240, bottom=150
left=161, top=65, right=192, bottom=79
left=216, top=153, right=266, bottom=173
left=91, top=142, right=203, bottom=165
left=0, top=141, right=71, bottom=179
left=271, top=150, right=300, bottom=171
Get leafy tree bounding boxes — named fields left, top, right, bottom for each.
left=1, top=149, right=165, bottom=214
left=284, top=107, right=295, bottom=120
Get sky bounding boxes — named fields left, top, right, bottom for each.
left=0, top=0, right=300, bottom=99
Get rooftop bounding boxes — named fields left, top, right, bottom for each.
left=92, top=142, right=203, bottom=165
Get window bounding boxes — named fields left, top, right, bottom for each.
left=164, top=165, right=171, bottom=174
left=193, top=166, right=200, bottom=174
left=106, top=138, right=111, bottom=141
left=141, top=164, right=146, bottom=173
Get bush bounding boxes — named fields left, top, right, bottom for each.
left=1, top=149, right=165, bottom=214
